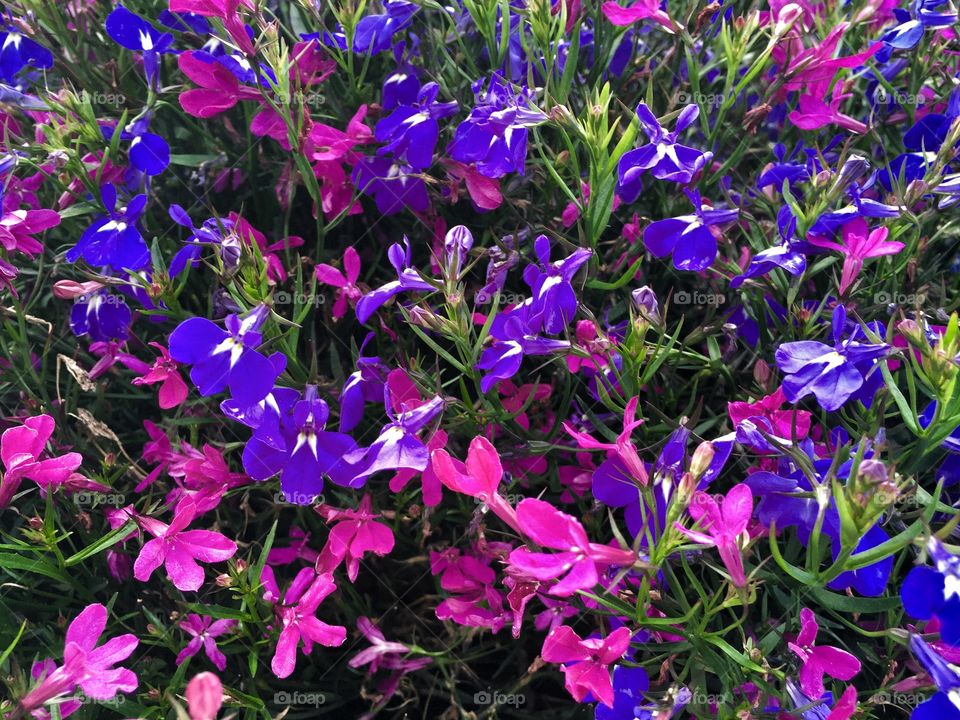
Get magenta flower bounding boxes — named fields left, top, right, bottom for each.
left=563, top=396, right=648, bottom=484
left=808, top=218, right=904, bottom=295
left=675, top=484, right=753, bottom=588
left=349, top=617, right=432, bottom=703
left=0, top=414, right=86, bottom=508
left=132, top=342, right=189, bottom=409
left=541, top=625, right=632, bottom=707
left=176, top=614, right=237, bottom=671
left=788, top=608, right=862, bottom=699
left=269, top=569, right=347, bottom=678
left=315, top=493, right=395, bottom=582
left=601, top=0, right=676, bottom=31
left=431, top=435, right=520, bottom=532
left=17, top=603, right=138, bottom=715
left=177, top=51, right=260, bottom=118
left=315, top=246, right=363, bottom=320
left=133, top=499, right=238, bottom=591
left=0, top=203, right=60, bottom=258
left=508, top=498, right=637, bottom=596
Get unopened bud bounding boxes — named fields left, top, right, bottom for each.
left=632, top=286, right=660, bottom=322
left=52, top=280, right=104, bottom=300
left=186, top=672, right=223, bottom=720
left=689, top=442, right=715, bottom=479
left=857, top=459, right=888, bottom=485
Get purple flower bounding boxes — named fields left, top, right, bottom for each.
left=902, top=538, right=960, bottom=646
left=355, top=238, right=435, bottom=322
left=168, top=304, right=284, bottom=406
left=66, top=185, right=150, bottom=271
left=105, top=5, right=175, bottom=87
left=375, top=78, right=458, bottom=170
left=775, top=305, right=890, bottom=412
left=102, top=114, right=170, bottom=176
left=617, top=103, right=713, bottom=201
left=345, top=393, right=444, bottom=483
left=176, top=614, right=237, bottom=671
left=0, top=26, right=53, bottom=87
left=319, top=0, right=418, bottom=54
left=476, top=315, right=570, bottom=393
left=643, top=189, right=738, bottom=271
left=449, top=74, right=547, bottom=179
left=731, top=207, right=806, bottom=288
left=234, top=385, right=360, bottom=501
left=70, top=291, right=132, bottom=342
left=352, top=156, right=429, bottom=215
left=908, top=635, right=960, bottom=719
left=338, top=335, right=390, bottom=432
left=522, top=235, right=592, bottom=334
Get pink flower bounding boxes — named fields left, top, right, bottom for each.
left=788, top=608, right=862, bottom=699
left=17, top=603, right=139, bottom=716
left=315, top=494, right=395, bottom=582
left=133, top=499, right=238, bottom=591
left=442, top=159, right=503, bottom=210
left=0, top=414, right=87, bottom=508
left=540, top=625, right=632, bottom=707
left=267, top=527, right=320, bottom=566
left=349, top=617, right=432, bottom=703
left=563, top=396, right=647, bottom=484
left=508, top=498, right=637, bottom=596
left=727, top=387, right=812, bottom=441
left=601, top=0, right=677, bottom=32
left=176, top=614, right=237, bottom=671
left=827, top=685, right=859, bottom=720
left=431, top=436, right=521, bottom=532
left=87, top=340, right=150, bottom=380
left=675, top=484, right=753, bottom=587
left=315, top=246, right=362, bottom=320
left=0, top=204, right=60, bottom=257
left=270, top=569, right=347, bottom=678
left=132, top=342, right=189, bottom=409
left=185, top=671, right=223, bottom=720
left=177, top=51, right=261, bottom=118
left=808, top=218, right=904, bottom=295
left=170, top=0, right=255, bottom=55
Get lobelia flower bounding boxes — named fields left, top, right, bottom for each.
left=731, top=206, right=807, bottom=288
left=355, top=238, right=435, bottom=322
left=595, top=665, right=650, bottom=720
left=541, top=625, right=632, bottom=707
left=338, top=337, right=390, bottom=432
left=374, top=76, right=458, bottom=170
left=642, top=188, right=739, bottom=271
left=132, top=342, right=189, bottom=409
left=432, top=435, right=521, bottom=532
left=432, top=545, right=509, bottom=632
left=185, top=672, right=223, bottom=720
left=177, top=50, right=261, bottom=118
left=105, top=6, right=175, bottom=88
left=0, top=25, right=52, bottom=87
left=268, top=569, right=347, bottom=679
left=901, top=537, right=960, bottom=645
left=908, top=635, right=960, bottom=719
left=0, top=189, right=60, bottom=260
left=508, top=498, right=637, bottom=596
left=168, top=304, right=284, bottom=407
left=775, top=305, right=891, bottom=412
left=788, top=83, right=869, bottom=135
left=0, top=414, right=85, bottom=508
left=315, top=246, right=363, bottom=320
left=600, top=0, right=677, bottom=32
left=351, top=156, right=429, bottom=215
left=878, top=0, right=957, bottom=58
left=319, top=0, right=418, bottom=54
left=475, top=314, right=571, bottom=393
left=727, top=387, right=812, bottom=448
left=176, top=614, right=237, bottom=671
left=349, top=615, right=432, bottom=679
left=521, top=235, right=592, bottom=334
left=788, top=608, right=861, bottom=699
left=617, top=103, right=713, bottom=202
left=170, top=0, right=255, bottom=55
left=675, top=483, right=753, bottom=587
left=449, top=73, right=548, bottom=179
left=66, top=185, right=150, bottom=271
left=69, top=290, right=132, bottom=343
left=227, top=385, right=359, bottom=501
left=101, top=114, right=170, bottom=176
left=315, top=494, right=395, bottom=582
left=133, top=499, right=238, bottom=591
left=807, top=218, right=904, bottom=295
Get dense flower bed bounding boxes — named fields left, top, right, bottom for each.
left=1, top=0, right=960, bottom=718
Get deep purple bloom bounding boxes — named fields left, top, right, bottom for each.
left=594, top=665, right=649, bottom=720
left=70, top=291, right=132, bottom=342
left=449, top=74, right=547, bottom=179
left=617, top=103, right=713, bottom=201
left=355, top=238, right=435, bottom=322
left=66, top=185, right=150, bottom=271
left=231, top=385, right=359, bottom=501
left=522, top=235, right=592, bottom=334
left=339, top=335, right=390, bottom=432
left=158, top=10, right=212, bottom=34
left=375, top=77, right=458, bottom=170
left=102, top=115, right=170, bottom=176
left=105, top=5, right=175, bottom=87
left=731, top=207, right=806, bottom=287
left=476, top=315, right=570, bottom=393
left=878, top=0, right=956, bottom=59
left=319, top=0, right=418, bottom=54
left=775, top=305, right=890, bottom=412
left=643, top=189, right=738, bottom=271
left=168, top=304, right=284, bottom=406
left=902, top=538, right=960, bottom=646
left=352, top=156, right=429, bottom=215
left=0, top=26, right=53, bottom=86
left=908, top=635, right=960, bottom=719
left=345, top=394, right=445, bottom=483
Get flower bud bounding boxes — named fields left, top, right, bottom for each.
left=52, top=280, right=104, bottom=300
left=631, top=285, right=660, bottom=322
left=186, top=672, right=223, bottom=720
left=689, top=441, right=715, bottom=480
